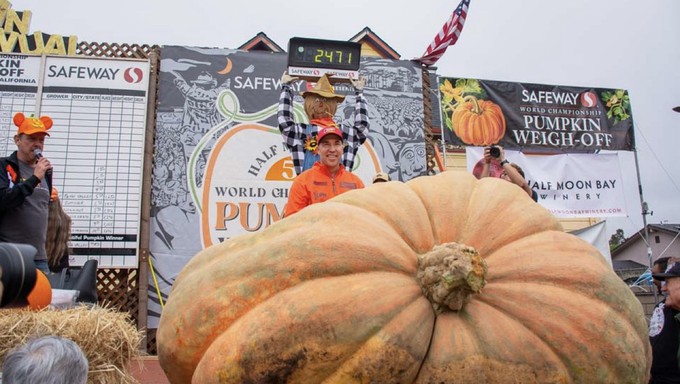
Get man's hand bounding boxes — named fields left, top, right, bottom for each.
left=483, top=147, right=493, bottom=164
left=350, top=76, right=366, bottom=91
left=34, top=157, right=52, bottom=181
left=281, top=71, right=299, bottom=85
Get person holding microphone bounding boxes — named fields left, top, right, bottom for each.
left=0, top=112, right=54, bottom=273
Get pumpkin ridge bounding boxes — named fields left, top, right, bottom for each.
left=457, top=178, right=562, bottom=256
left=473, top=283, right=649, bottom=381
left=326, top=184, right=435, bottom=253
left=192, top=272, right=428, bottom=383
left=406, top=172, right=486, bottom=246
left=322, top=297, right=435, bottom=383
left=444, top=298, right=571, bottom=380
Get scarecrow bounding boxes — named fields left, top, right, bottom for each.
left=277, top=72, right=368, bottom=176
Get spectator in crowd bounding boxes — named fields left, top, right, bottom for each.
left=45, top=188, right=72, bottom=273
left=653, top=257, right=672, bottom=295
left=278, top=72, right=368, bottom=175
left=0, top=113, right=54, bottom=273
left=372, top=171, right=390, bottom=183
left=285, top=126, right=364, bottom=217
left=2, top=335, right=89, bottom=384
left=479, top=145, right=538, bottom=202
left=650, top=262, right=680, bottom=383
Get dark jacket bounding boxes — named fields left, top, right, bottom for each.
left=0, top=151, right=53, bottom=214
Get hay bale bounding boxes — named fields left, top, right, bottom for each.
left=0, top=305, right=143, bottom=384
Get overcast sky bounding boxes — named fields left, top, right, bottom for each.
left=12, top=0, right=680, bottom=238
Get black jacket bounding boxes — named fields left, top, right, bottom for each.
left=0, top=151, right=53, bottom=214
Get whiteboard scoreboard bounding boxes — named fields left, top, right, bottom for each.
left=0, top=53, right=150, bottom=268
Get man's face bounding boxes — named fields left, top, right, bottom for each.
left=662, top=277, right=680, bottom=310
left=652, top=264, right=664, bottom=294
left=14, top=133, right=47, bottom=162
left=317, top=135, right=343, bottom=170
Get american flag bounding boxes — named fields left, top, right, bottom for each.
left=415, top=0, right=470, bottom=66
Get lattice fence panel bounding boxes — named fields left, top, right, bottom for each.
left=76, top=41, right=159, bottom=59
left=97, top=269, right=139, bottom=318
left=147, top=328, right=158, bottom=355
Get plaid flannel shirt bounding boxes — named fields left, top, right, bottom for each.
left=277, top=84, right=369, bottom=175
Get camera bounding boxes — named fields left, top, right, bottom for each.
left=0, top=243, right=38, bottom=308
left=489, top=146, right=501, bottom=158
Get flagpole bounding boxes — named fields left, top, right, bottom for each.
left=631, top=131, right=655, bottom=302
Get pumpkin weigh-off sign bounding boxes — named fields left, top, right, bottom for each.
left=158, top=171, right=651, bottom=383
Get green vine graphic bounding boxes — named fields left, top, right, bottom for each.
left=601, top=89, right=631, bottom=124
left=439, top=78, right=487, bottom=132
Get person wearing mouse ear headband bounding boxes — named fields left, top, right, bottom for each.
left=0, top=112, right=55, bottom=273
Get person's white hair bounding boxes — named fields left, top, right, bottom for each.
left=2, top=335, right=88, bottom=384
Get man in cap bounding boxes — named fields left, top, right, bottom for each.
left=0, top=112, right=54, bottom=273
left=650, top=262, right=680, bottom=383
left=278, top=72, right=368, bottom=176
left=284, top=126, right=364, bottom=217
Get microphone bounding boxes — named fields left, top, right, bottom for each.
left=33, top=149, right=53, bottom=179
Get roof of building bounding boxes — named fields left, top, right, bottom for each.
left=238, top=32, right=285, bottom=52
left=612, top=259, right=647, bottom=271
left=611, top=223, right=680, bottom=257
left=348, top=27, right=401, bottom=59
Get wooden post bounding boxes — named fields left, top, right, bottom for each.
left=137, top=49, right=160, bottom=352
left=420, top=64, right=436, bottom=175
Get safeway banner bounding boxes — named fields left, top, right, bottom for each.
left=441, top=78, right=634, bottom=152
left=466, top=148, right=627, bottom=218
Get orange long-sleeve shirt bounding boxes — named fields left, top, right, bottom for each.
left=284, top=162, right=364, bottom=217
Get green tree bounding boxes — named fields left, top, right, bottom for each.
left=609, top=228, right=626, bottom=251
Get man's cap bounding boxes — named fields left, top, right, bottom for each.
left=317, top=126, right=344, bottom=144
left=301, top=74, right=345, bottom=102
left=372, top=172, right=390, bottom=183
left=13, top=113, right=53, bottom=136
left=653, top=263, right=680, bottom=281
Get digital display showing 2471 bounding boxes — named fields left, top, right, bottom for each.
left=288, top=37, right=361, bottom=71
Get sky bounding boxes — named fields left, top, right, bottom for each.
left=10, top=0, right=680, bottom=239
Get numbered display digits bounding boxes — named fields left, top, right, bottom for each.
left=313, top=49, right=352, bottom=65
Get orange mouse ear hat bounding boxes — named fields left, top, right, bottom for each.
left=13, top=112, right=53, bottom=136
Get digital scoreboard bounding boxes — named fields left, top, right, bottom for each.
left=287, top=37, right=361, bottom=83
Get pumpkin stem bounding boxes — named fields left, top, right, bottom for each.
left=461, top=95, right=482, bottom=115
left=416, top=243, right=487, bottom=313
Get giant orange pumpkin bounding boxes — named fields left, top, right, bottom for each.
left=157, top=171, right=651, bottom=384
left=453, top=96, right=506, bottom=146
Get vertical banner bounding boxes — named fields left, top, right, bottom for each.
left=440, top=77, right=634, bottom=152
left=466, top=147, right=627, bottom=218
left=148, top=46, right=428, bottom=327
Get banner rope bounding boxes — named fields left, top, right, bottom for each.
left=148, top=257, right=165, bottom=310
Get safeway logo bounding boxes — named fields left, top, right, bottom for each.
left=580, top=91, right=598, bottom=108
left=123, top=67, right=143, bottom=83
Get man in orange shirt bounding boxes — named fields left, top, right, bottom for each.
left=284, top=126, right=364, bottom=217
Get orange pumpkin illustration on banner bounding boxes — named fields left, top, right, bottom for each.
left=453, top=95, right=506, bottom=146
left=440, top=79, right=506, bottom=146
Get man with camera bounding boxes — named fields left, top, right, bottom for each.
left=0, top=113, right=54, bottom=273
left=480, top=145, right=538, bottom=202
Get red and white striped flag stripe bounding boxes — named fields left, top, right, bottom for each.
left=415, top=0, right=470, bottom=66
